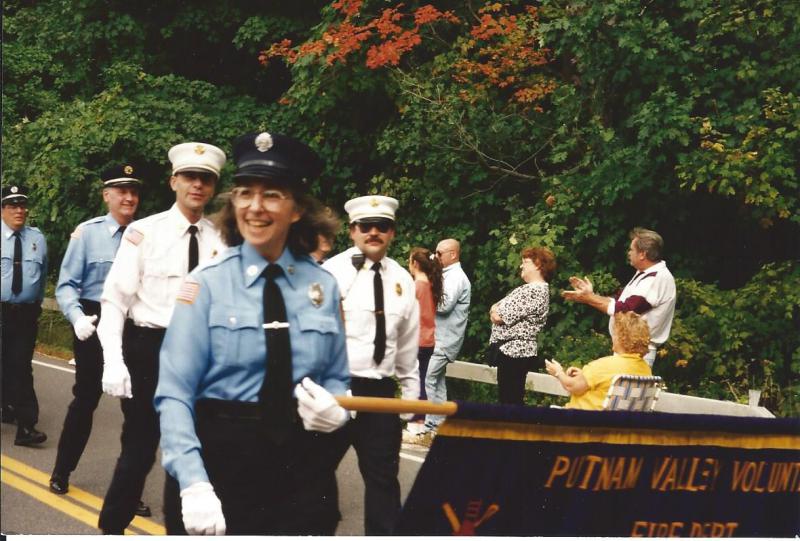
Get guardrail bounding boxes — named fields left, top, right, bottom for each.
left=42, top=299, right=774, bottom=418
left=445, top=360, right=775, bottom=418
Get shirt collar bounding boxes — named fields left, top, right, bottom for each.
left=168, top=203, right=205, bottom=234
left=443, top=261, right=462, bottom=274
left=104, top=213, right=123, bottom=236
left=241, top=242, right=300, bottom=289
left=2, top=220, right=22, bottom=240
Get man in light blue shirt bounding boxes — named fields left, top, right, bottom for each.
left=49, top=164, right=142, bottom=497
left=1, top=184, right=48, bottom=446
left=423, top=238, right=471, bottom=434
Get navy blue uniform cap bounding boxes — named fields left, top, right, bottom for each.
left=232, top=132, right=324, bottom=189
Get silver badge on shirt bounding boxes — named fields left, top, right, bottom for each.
left=309, top=282, right=324, bottom=307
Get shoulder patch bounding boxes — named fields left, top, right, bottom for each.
left=125, top=227, right=144, bottom=246
left=176, top=279, right=201, bottom=304
left=70, top=226, right=83, bottom=239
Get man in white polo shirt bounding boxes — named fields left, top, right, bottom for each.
left=562, top=227, right=676, bottom=366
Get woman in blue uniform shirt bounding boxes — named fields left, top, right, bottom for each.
left=155, top=132, right=350, bottom=535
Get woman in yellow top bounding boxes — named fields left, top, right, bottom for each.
left=545, top=312, right=652, bottom=410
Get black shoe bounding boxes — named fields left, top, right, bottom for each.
left=14, top=426, right=47, bottom=446
left=135, top=501, right=151, bottom=517
left=49, top=473, right=69, bottom=494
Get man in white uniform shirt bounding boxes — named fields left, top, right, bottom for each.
left=323, top=195, right=419, bottom=535
left=562, top=227, right=676, bottom=366
left=96, top=142, right=227, bottom=534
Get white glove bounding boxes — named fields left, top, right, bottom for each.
left=295, top=377, right=349, bottom=433
left=73, top=314, right=98, bottom=341
left=400, top=412, right=414, bottom=421
left=180, top=482, right=226, bottom=536
left=102, top=357, right=132, bottom=398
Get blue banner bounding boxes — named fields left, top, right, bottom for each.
left=396, top=403, right=800, bottom=537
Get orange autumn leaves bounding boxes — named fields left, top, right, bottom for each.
left=260, top=2, right=556, bottom=109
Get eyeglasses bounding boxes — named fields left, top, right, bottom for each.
left=354, top=220, right=394, bottom=234
left=231, top=187, right=292, bottom=210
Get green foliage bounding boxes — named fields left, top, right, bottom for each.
left=4, top=0, right=799, bottom=417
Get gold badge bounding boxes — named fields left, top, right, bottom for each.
left=370, top=197, right=380, bottom=207
left=194, top=145, right=206, bottom=155
left=124, top=165, right=134, bottom=175
left=309, top=282, right=324, bottom=307
left=395, top=282, right=402, bottom=296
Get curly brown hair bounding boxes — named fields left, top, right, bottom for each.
left=612, top=312, right=650, bottom=356
left=520, top=246, right=557, bottom=281
left=213, top=184, right=339, bottom=256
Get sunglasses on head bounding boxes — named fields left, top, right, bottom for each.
left=354, top=220, right=394, bottom=234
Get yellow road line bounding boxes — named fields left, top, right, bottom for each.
left=1, top=454, right=165, bottom=535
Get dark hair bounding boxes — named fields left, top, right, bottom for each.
left=630, top=227, right=663, bottom=262
left=410, top=247, right=444, bottom=307
left=520, top=246, right=557, bottom=281
left=214, top=188, right=339, bottom=256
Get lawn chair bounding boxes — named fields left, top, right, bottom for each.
left=602, top=374, right=664, bottom=412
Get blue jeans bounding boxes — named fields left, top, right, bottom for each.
left=424, top=350, right=449, bottom=431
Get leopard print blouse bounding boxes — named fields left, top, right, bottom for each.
left=489, top=281, right=549, bottom=358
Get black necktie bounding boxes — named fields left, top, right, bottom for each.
left=258, top=264, right=294, bottom=444
left=372, top=262, right=386, bottom=364
left=11, top=231, right=22, bottom=295
left=187, top=225, right=199, bottom=272
left=118, top=225, right=127, bottom=236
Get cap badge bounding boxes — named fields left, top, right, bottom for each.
left=124, top=165, right=134, bottom=175
left=11, top=186, right=18, bottom=194
left=370, top=197, right=379, bottom=207
left=255, top=132, right=274, bottom=152
left=395, top=282, right=403, bottom=296
left=309, top=282, right=324, bottom=307
left=194, top=145, right=206, bottom=155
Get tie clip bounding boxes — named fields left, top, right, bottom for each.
left=263, top=321, right=290, bottom=329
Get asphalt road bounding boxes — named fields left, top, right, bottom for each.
left=1, top=352, right=428, bottom=535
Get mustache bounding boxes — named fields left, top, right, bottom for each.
left=366, top=235, right=384, bottom=243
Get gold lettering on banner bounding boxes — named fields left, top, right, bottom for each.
left=544, top=455, right=643, bottom=491
left=631, top=520, right=739, bottom=537
left=650, top=457, right=721, bottom=492
left=731, top=461, right=800, bottom=493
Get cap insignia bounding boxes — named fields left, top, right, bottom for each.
left=124, top=165, right=134, bottom=175
left=309, top=282, right=324, bottom=307
left=370, top=197, right=379, bottom=207
left=11, top=186, right=18, bottom=194
left=395, top=282, right=403, bottom=296
left=194, top=145, right=206, bottom=155
left=255, top=132, right=274, bottom=152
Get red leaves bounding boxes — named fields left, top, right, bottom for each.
left=264, top=2, right=458, bottom=69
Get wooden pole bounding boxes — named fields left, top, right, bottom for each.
left=335, top=396, right=458, bottom=416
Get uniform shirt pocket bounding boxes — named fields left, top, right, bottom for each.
left=142, top=257, right=184, bottom=306
left=86, top=254, right=115, bottom=289
left=24, top=254, right=44, bottom=281
left=209, top=306, right=261, bottom=365
left=295, top=314, right=340, bottom=373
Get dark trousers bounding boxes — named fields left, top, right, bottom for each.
left=98, top=322, right=164, bottom=533
left=497, top=351, right=538, bottom=405
left=53, top=300, right=104, bottom=477
left=343, top=377, right=402, bottom=535
left=164, top=399, right=346, bottom=535
left=1, top=302, right=41, bottom=427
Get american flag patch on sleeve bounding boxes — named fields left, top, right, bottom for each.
left=176, top=279, right=201, bottom=304
left=125, top=227, right=144, bottom=245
